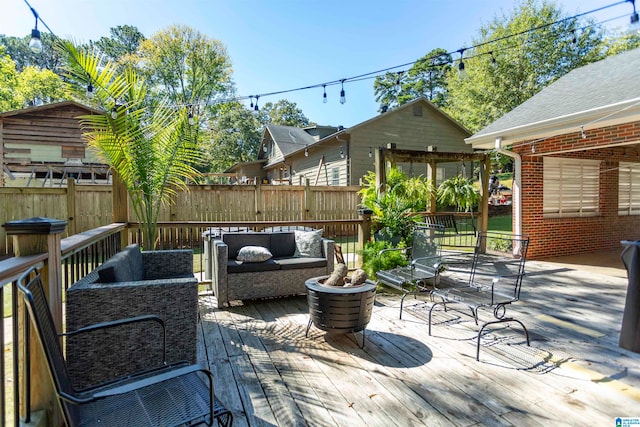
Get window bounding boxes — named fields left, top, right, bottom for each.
left=331, top=167, right=340, bottom=186
left=619, top=162, right=640, bottom=215
left=543, top=157, right=600, bottom=218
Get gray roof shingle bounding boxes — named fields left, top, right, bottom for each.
left=471, top=48, right=640, bottom=140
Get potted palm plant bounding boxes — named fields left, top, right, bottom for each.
left=59, top=41, right=202, bottom=249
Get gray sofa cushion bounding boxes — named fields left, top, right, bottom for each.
left=227, top=259, right=280, bottom=273
left=223, top=232, right=271, bottom=259
left=274, top=257, right=327, bottom=270
left=269, top=232, right=296, bottom=258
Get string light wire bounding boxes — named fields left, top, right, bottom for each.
left=21, top=0, right=636, bottom=112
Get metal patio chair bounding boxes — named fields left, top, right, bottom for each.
left=18, top=268, right=233, bottom=427
left=376, top=223, right=446, bottom=319
left=428, top=232, right=530, bottom=360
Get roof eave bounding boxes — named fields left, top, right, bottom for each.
left=466, top=98, right=640, bottom=149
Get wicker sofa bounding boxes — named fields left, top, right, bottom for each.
left=65, top=244, right=198, bottom=389
left=211, top=230, right=335, bottom=308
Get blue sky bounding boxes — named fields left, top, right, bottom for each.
left=1, top=0, right=634, bottom=127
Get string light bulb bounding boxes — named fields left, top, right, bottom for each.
left=571, top=29, right=577, bottom=45
left=489, top=51, right=497, bottom=66
left=581, top=126, right=587, bottom=139
left=111, top=107, right=118, bottom=119
left=340, top=147, right=345, bottom=159
left=86, top=82, right=94, bottom=100
left=188, top=111, right=195, bottom=125
left=322, top=85, right=327, bottom=104
left=250, top=96, right=254, bottom=109
left=254, top=95, right=259, bottom=111
left=630, top=0, right=640, bottom=31
left=304, top=147, right=309, bottom=157
left=368, top=147, right=373, bottom=158
left=457, top=49, right=466, bottom=78
left=28, top=8, right=42, bottom=54
left=339, top=80, right=346, bottom=104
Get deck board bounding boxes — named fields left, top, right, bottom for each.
left=199, top=259, right=640, bottom=426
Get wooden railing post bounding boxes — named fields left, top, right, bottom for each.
left=66, top=177, right=77, bottom=235
left=357, top=208, right=373, bottom=254
left=112, top=171, right=129, bottom=248
left=3, top=217, right=67, bottom=424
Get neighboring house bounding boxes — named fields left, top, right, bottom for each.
left=227, top=97, right=472, bottom=186
left=0, top=101, right=108, bottom=186
left=466, top=48, right=640, bottom=259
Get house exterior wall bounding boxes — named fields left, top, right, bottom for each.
left=288, top=141, right=347, bottom=186
left=514, top=120, right=640, bottom=259
left=348, top=101, right=471, bottom=185
left=1, top=104, right=102, bottom=166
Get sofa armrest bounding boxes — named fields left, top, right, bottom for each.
left=212, top=240, right=229, bottom=308
left=142, top=249, right=194, bottom=279
left=322, top=238, right=335, bottom=272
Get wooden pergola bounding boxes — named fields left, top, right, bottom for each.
left=373, top=144, right=492, bottom=234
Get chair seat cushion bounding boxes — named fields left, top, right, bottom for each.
left=227, top=259, right=280, bottom=273
left=274, top=257, right=327, bottom=270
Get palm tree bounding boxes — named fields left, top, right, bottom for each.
left=59, top=41, right=202, bottom=248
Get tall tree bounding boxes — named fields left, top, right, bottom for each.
left=93, top=25, right=145, bottom=64
left=443, top=0, right=605, bottom=133
left=205, top=102, right=263, bottom=173
left=260, top=99, right=312, bottom=127
left=0, top=48, right=20, bottom=112
left=17, top=65, right=68, bottom=106
left=137, top=25, right=234, bottom=112
left=0, top=33, right=64, bottom=72
left=374, top=48, right=452, bottom=111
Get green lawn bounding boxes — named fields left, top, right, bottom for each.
left=487, top=214, right=512, bottom=232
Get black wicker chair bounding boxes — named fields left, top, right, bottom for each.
left=18, top=269, right=233, bottom=427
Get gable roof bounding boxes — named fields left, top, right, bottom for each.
left=0, top=100, right=103, bottom=118
left=466, top=48, right=640, bottom=148
left=264, top=124, right=317, bottom=157
left=347, top=96, right=471, bottom=136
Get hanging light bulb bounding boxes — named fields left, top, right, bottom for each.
left=111, top=107, right=118, bottom=119
left=457, top=49, right=466, bottom=79
left=489, top=51, right=497, bottom=67
left=86, top=83, right=94, bottom=100
left=340, top=147, right=345, bottom=159
left=28, top=8, right=42, bottom=54
left=368, top=147, right=373, bottom=158
left=304, top=147, right=309, bottom=157
left=322, top=85, right=327, bottom=104
left=630, top=0, right=640, bottom=31
left=188, top=111, right=195, bottom=125
left=339, top=80, right=346, bottom=104
left=250, top=96, right=254, bottom=109
left=254, top=95, right=260, bottom=111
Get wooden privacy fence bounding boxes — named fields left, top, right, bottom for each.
left=1, top=181, right=362, bottom=256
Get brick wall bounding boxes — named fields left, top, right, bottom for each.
left=513, top=120, right=640, bottom=259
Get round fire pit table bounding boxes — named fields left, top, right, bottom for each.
left=305, top=276, right=377, bottom=349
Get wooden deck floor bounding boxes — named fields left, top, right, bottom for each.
left=197, top=259, right=640, bottom=426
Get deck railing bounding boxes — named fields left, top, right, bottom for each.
left=0, top=215, right=370, bottom=425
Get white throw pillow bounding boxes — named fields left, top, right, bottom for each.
left=294, top=230, right=323, bottom=257
left=236, top=246, right=273, bottom=262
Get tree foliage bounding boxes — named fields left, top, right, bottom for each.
left=205, top=102, right=263, bottom=173
left=59, top=40, right=203, bottom=249
left=260, top=99, right=312, bottom=127
left=374, top=48, right=452, bottom=111
left=137, top=25, right=234, bottom=110
left=443, top=0, right=606, bottom=133
left=93, top=25, right=145, bottom=63
left=0, top=48, right=20, bottom=112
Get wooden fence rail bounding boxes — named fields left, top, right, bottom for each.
left=1, top=182, right=362, bottom=257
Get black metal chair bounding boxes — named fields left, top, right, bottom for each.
left=376, top=223, right=446, bottom=319
left=428, top=232, right=530, bottom=361
left=18, top=268, right=233, bottom=427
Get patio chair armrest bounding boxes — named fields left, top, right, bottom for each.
left=93, top=364, right=213, bottom=401
left=377, top=247, right=408, bottom=257
left=62, top=315, right=167, bottom=364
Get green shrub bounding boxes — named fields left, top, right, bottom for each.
left=359, top=240, right=408, bottom=281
